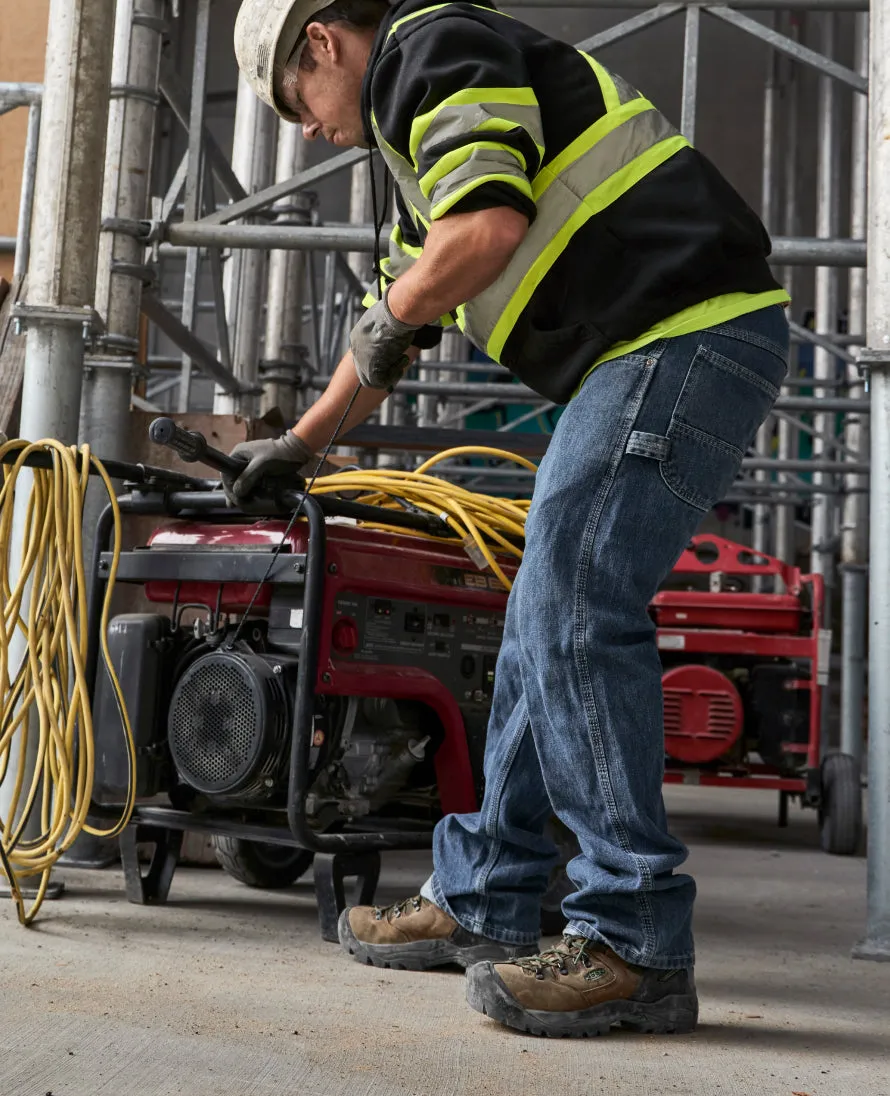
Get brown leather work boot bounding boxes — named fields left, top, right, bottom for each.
left=466, top=934, right=698, bottom=1037
left=338, top=895, right=538, bottom=971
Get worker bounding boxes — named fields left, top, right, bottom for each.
left=228, top=0, right=789, bottom=1038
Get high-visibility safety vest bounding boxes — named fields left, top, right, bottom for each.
left=363, top=0, right=789, bottom=404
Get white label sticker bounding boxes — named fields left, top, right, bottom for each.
left=817, top=628, right=832, bottom=686
left=658, top=634, right=686, bottom=650
left=290, top=608, right=304, bottom=629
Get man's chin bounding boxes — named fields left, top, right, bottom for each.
left=332, top=132, right=369, bottom=149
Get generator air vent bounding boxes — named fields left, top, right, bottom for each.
left=168, top=650, right=291, bottom=800
left=662, top=664, right=743, bottom=765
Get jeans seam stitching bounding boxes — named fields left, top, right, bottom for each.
left=705, top=319, right=787, bottom=362
left=473, top=701, right=530, bottom=918
left=696, top=344, right=783, bottom=399
left=571, top=357, right=659, bottom=962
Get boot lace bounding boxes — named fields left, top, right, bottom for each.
left=373, top=895, right=424, bottom=922
left=512, top=935, right=601, bottom=979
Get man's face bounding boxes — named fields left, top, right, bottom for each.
left=277, top=21, right=372, bottom=147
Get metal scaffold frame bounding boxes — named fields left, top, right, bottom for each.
left=2, top=0, right=887, bottom=959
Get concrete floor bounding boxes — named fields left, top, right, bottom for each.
left=1, top=786, right=888, bottom=1096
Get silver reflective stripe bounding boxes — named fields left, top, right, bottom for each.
left=608, top=67, right=645, bottom=107
left=414, top=102, right=545, bottom=169
left=374, top=132, right=431, bottom=221
left=461, top=107, right=679, bottom=351
left=385, top=235, right=420, bottom=279
left=426, top=146, right=531, bottom=216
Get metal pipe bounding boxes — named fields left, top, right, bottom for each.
left=840, top=564, right=868, bottom=766
left=213, top=72, right=278, bottom=416
left=754, top=32, right=780, bottom=584
left=200, top=147, right=366, bottom=226
left=0, top=83, right=43, bottom=113
left=305, top=375, right=869, bottom=411
left=575, top=4, right=683, bottom=55
left=840, top=11, right=871, bottom=776
left=262, top=122, right=310, bottom=420
left=776, top=14, right=802, bottom=568
left=704, top=5, right=867, bottom=93
left=81, top=0, right=164, bottom=450
left=680, top=5, right=700, bottom=143
left=348, top=159, right=373, bottom=284
left=13, top=103, right=41, bottom=281
left=166, top=222, right=868, bottom=266
left=810, top=13, right=841, bottom=652
left=854, top=0, right=890, bottom=963
left=176, top=0, right=211, bottom=412
left=2, top=0, right=116, bottom=841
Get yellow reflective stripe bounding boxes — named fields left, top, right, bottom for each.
left=573, top=289, right=792, bottom=396
left=580, top=52, right=620, bottom=113
left=419, top=141, right=527, bottom=199
left=486, top=134, right=689, bottom=361
left=391, top=222, right=422, bottom=258
left=389, top=2, right=450, bottom=34
left=388, top=1, right=514, bottom=37
left=533, top=97, right=653, bottom=202
left=430, top=172, right=534, bottom=221
left=409, top=88, right=539, bottom=169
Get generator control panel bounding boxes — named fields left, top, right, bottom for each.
left=331, top=592, right=505, bottom=704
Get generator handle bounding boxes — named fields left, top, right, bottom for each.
left=149, top=417, right=246, bottom=476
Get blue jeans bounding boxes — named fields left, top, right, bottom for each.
left=422, top=305, right=789, bottom=969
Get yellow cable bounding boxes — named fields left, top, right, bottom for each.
left=0, top=439, right=135, bottom=926
left=308, top=445, right=536, bottom=590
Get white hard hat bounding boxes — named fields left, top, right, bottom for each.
left=234, top=0, right=334, bottom=121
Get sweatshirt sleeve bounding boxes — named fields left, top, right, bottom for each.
left=371, top=11, right=543, bottom=222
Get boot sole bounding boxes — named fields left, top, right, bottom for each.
left=337, top=910, right=534, bottom=971
left=466, top=962, right=699, bottom=1037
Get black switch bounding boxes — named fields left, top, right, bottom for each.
left=404, top=610, right=425, bottom=634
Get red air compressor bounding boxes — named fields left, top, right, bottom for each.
left=88, top=424, right=861, bottom=939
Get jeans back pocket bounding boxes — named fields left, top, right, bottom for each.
left=659, top=342, right=784, bottom=512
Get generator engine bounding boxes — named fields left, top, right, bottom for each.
left=93, top=517, right=506, bottom=835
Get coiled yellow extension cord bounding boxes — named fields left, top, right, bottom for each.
left=0, top=439, right=135, bottom=925
left=309, top=446, right=535, bottom=591
left=0, top=438, right=534, bottom=925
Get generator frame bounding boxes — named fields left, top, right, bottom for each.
left=655, top=535, right=827, bottom=817
left=86, top=481, right=460, bottom=937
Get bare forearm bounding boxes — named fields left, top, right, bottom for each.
left=292, top=347, right=418, bottom=452
left=387, top=207, right=529, bottom=328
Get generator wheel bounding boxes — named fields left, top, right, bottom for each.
left=212, top=836, right=314, bottom=888
left=819, top=752, right=863, bottom=856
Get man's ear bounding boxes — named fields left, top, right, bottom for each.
left=304, top=21, right=341, bottom=64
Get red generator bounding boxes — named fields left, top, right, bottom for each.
left=653, top=535, right=860, bottom=855
left=88, top=450, right=861, bottom=937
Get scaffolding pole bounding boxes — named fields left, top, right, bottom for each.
left=261, top=122, right=310, bottom=421
left=1, top=0, right=117, bottom=841
left=213, top=72, right=278, bottom=416
left=80, top=0, right=165, bottom=475
left=840, top=11, right=870, bottom=771
left=854, top=0, right=890, bottom=964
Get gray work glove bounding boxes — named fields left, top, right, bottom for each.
left=222, top=431, right=314, bottom=504
left=350, top=286, right=418, bottom=390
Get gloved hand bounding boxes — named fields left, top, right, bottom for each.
left=222, top=431, right=314, bottom=504
left=350, top=286, right=418, bottom=390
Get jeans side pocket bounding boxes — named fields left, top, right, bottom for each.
left=659, top=342, right=782, bottom=513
